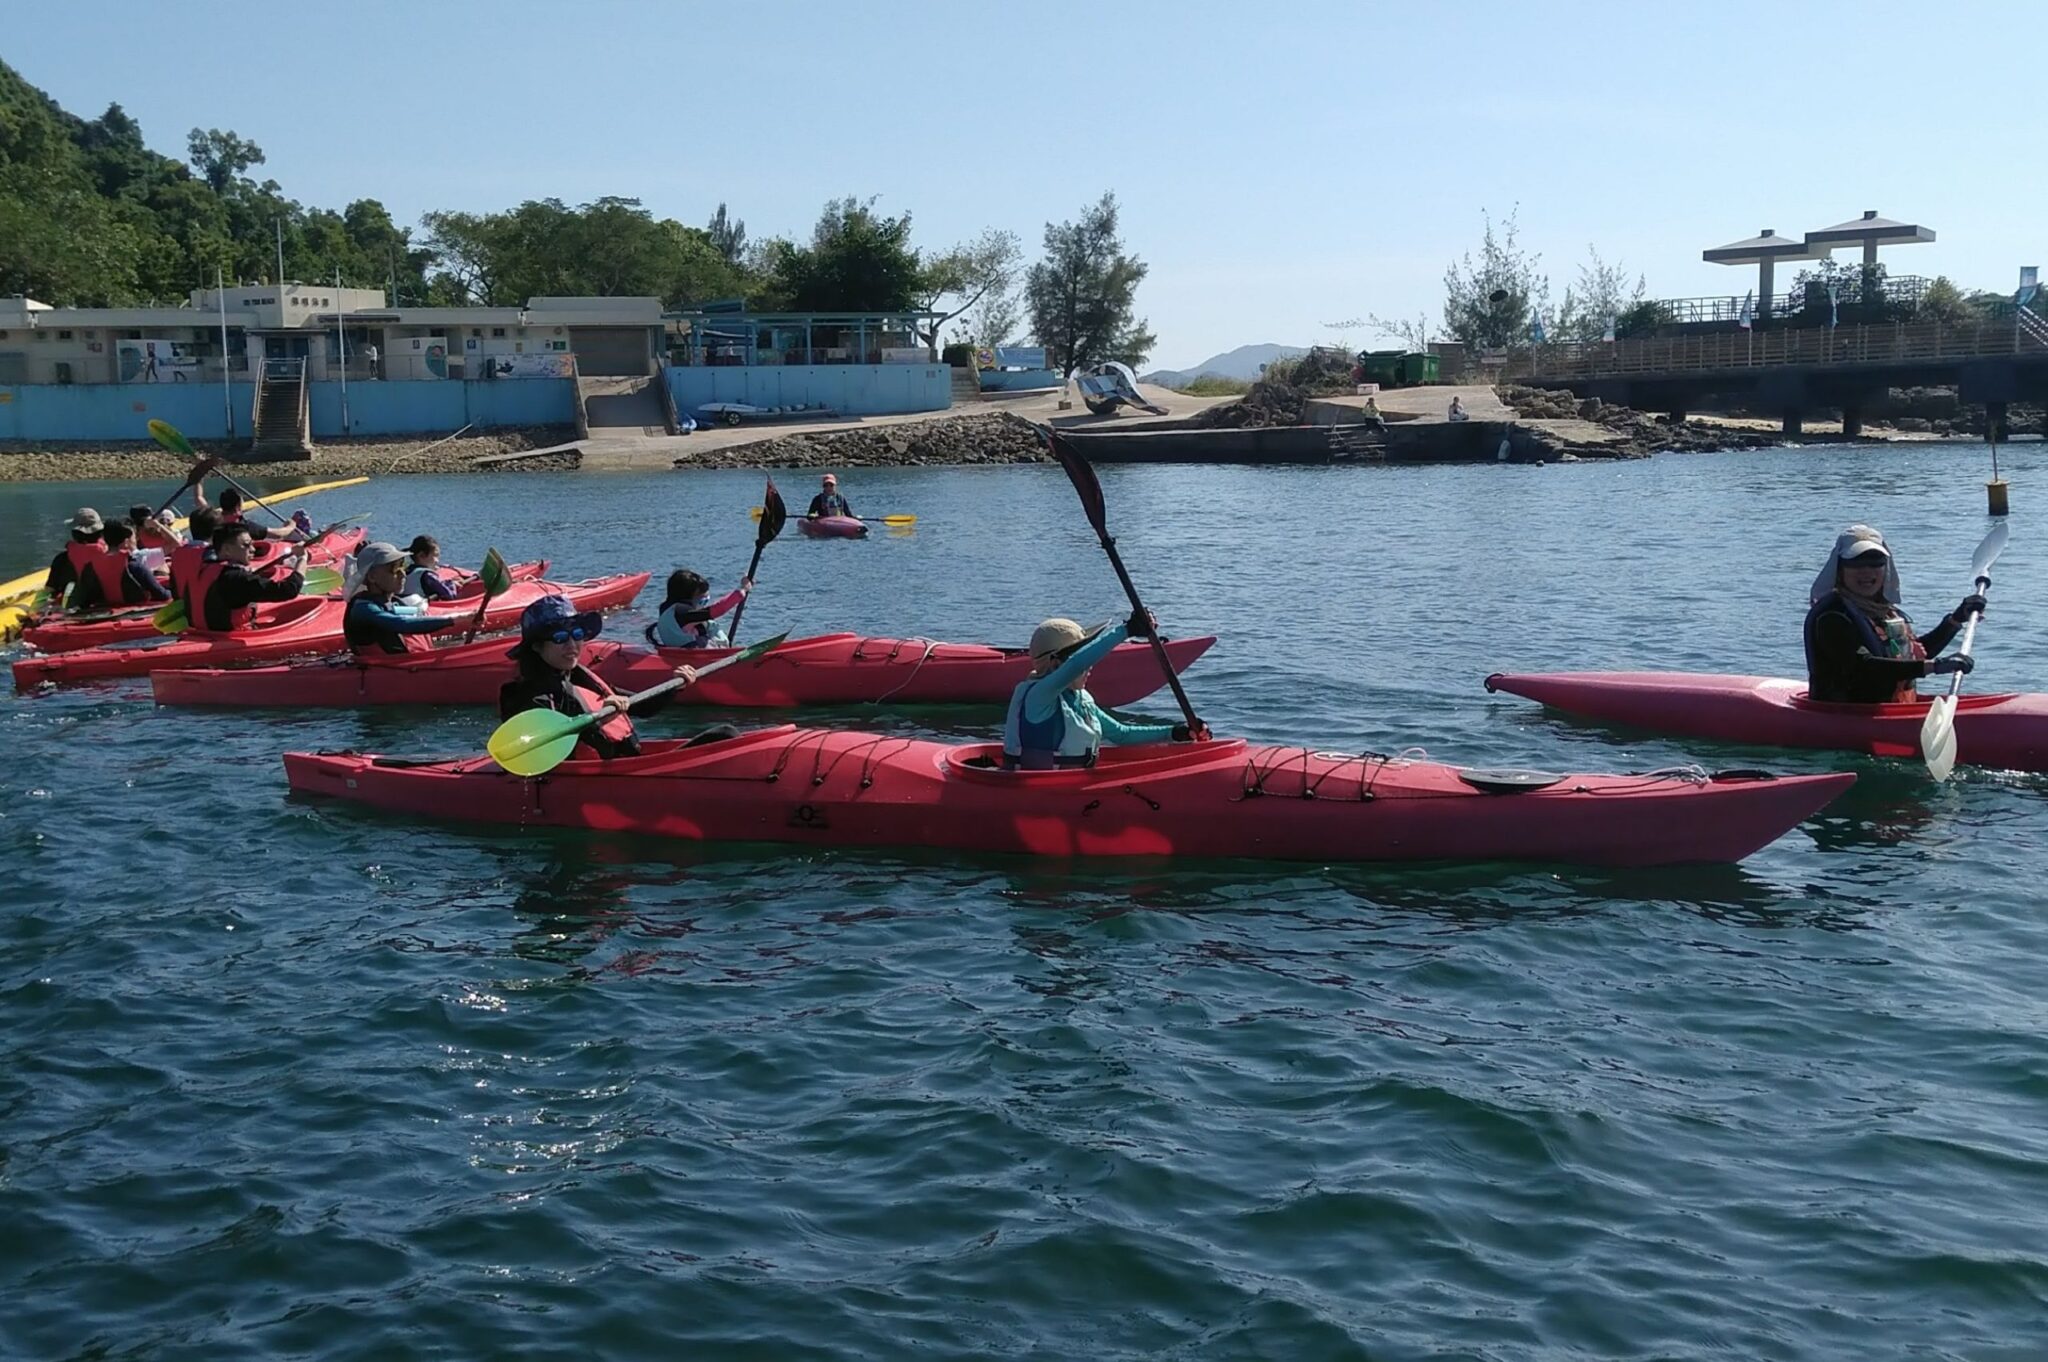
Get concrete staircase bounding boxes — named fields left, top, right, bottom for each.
left=250, top=360, right=311, bottom=459
left=578, top=373, right=668, bottom=435
left=1327, top=424, right=1388, bottom=461
left=949, top=366, right=982, bottom=407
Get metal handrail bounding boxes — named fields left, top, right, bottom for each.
left=1511, top=320, right=2028, bottom=380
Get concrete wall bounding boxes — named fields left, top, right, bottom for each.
left=0, top=378, right=575, bottom=442
left=667, top=364, right=951, bottom=417
left=978, top=368, right=1061, bottom=392
left=310, top=379, right=577, bottom=435
left=0, top=382, right=258, bottom=441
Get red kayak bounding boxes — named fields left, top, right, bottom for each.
left=1486, top=671, right=2048, bottom=773
left=798, top=516, right=868, bottom=539
left=152, top=631, right=1218, bottom=709
left=13, top=573, right=650, bottom=689
left=18, top=550, right=544, bottom=656
left=20, top=527, right=369, bottom=654
left=284, top=728, right=1853, bottom=867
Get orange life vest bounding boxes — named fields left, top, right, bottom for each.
left=189, top=558, right=256, bottom=632
left=570, top=672, right=637, bottom=759
left=76, top=550, right=134, bottom=610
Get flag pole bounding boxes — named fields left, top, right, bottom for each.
left=216, top=267, right=234, bottom=439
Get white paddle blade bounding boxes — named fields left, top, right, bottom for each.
left=1920, top=695, right=1960, bottom=781
left=1971, top=520, right=2010, bottom=582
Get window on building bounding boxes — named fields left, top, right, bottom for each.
left=82, top=330, right=96, bottom=339
left=491, top=327, right=506, bottom=337
left=471, top=328, right=482, bottom=337
left=58, top=330, right=74, bottom=340
left=33, top=332, right=47, bottom=342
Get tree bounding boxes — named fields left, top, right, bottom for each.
left=1441, top=206, right=1548, bottom=351
left=707, top=202, right=747, bottom=264
left=1025, top=192, right=1154, bottom=374
left=763, top=196, right=922, bottom=312
left=186, top=127, right=265, bottom=194
left=1552, top=246, right=1646, bottom=343
left=914, top=228, right=1021, bottom=347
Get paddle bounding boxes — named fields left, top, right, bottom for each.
left=1920, top=521, right=2010, bottom=781
left=487, top=631, right=790, bottom=776
left=751, top=505, right=915, bottom=526
left=461, top=548, right=513, bottom=645
left=1043, top=428, right=1205, bottom=736
left=151, top=521, right=346, bottom=635
left=727, top=479, right=787, bottom=645
left=150, top=419, right=293, bottom=530
left=153, top=454, right=223, bottom=518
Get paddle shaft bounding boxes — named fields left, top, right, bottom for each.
left=547, top=635, right=789, bottom=741
left=1096, top=531, right=1202, bottom=733
left=154, top=458, right=220, bottom=517
left=726, top=541, right=768, bottom=644
left=1941, top=572, right=1993, bottom=700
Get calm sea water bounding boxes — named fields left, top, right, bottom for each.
left=3, top=443, right=2046, bottom=1359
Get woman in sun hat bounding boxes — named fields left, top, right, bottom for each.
left=1803, top=524, right=1985, bottom=703
left=1001, top=609, right=1203, bottom=769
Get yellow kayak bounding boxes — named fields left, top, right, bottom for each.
left=0, top=474, right=369, bottom=641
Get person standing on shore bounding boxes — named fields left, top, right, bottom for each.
left=806, top=474, right=852, bottom=520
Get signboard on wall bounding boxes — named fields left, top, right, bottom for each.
left=485, top=353, right=573, bottom=379
left=994, top=346, right=1047, bottom=369
left=116, top=340, right=200, bottom=382
left=882, top=347, right=930, bottom=365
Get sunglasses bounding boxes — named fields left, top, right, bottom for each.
left=1845, top=555, right=1889, bottom=568
left=544, top=625, right=593, bottom=644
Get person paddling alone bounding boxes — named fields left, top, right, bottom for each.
left=807, top=473, right=852, bottom=521
left=1002, top=611, right=1204, bottom=769
left=401, top=535, right=459, bottom=603
left=499, top=595, right=700, bottom=761
left=645, top=568, right=752, bottom=649
left=344, top=542, right=460, bottom=656
left=188, top=523, right=305, bottom=632
left=1804, top=525, right=1984, bottom=704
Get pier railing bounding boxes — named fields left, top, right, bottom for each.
left=1510, top=319, right=2044, bottom=381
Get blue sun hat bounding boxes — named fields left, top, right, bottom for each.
left=507, top=593, right=604, bottom=658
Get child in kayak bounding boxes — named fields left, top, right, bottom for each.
left=645, top=569, right=752, bottom=649
left=1804, top=525, right=1985, bottom=704
left=344, top=542, right=461, bottom=656
left=401, top=535, right=459, bottom=603
left=806, top=474, right=851, bottom=520
left=68, top=519, right=172, bottom=612
left=502, top=595, right=701, bottom=760
left=1002, top=610, right=1203, bottom=769
left=128, top=502, right=187, bottom=556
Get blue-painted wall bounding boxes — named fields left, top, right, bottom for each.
left=666, top=365, right=951, bottom=417
left=310, top=379, right=576, bottom=435
left=0, top=383, right=258, bottom=442
left=978, top=368, right=1061, bottom=392
left=0, top=379, right=576, bottom=442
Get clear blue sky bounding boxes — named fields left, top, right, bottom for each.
left=9, top=0, right=2034, bottom=370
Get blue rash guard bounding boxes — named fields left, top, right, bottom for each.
left=1002, top=621, right=1174, bottom=768
left=344, top=593, right=447, bottom=655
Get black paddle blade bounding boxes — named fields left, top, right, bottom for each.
left=1046, top=430, right=1107, bottom=535
left=759, top=478, right=789, bottom=546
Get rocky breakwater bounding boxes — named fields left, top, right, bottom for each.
left=0, top=426, right=579, bottom=482
left=1501, top=386, right=1776, bottom=460
left=674, top=412, right=1051, bottom=470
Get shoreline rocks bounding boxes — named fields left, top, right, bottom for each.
left=0, top=426, right=578, bottom=482
left=673, top=412, right=1051, bottom=470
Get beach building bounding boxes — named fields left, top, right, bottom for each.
left=0, top=288, right=957, bottom=449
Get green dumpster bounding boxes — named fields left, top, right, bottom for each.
left=1397, top=352, right=1439, bottom=385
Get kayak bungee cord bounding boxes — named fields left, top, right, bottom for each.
left=867, top=638, right=942, bottom=704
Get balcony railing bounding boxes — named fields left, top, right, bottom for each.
left=1510, top=318, right=2039, bottom=381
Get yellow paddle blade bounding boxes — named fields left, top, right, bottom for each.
left=148, top=419, right=197, bottom=458
left=487, top=706, right=595, bottom=776
left=300, top=566, right=343, bottom=596
left=152, top=599, right=189, bottom=634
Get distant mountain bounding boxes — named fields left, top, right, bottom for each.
left=1142, top=343, right=1308, bottom=387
